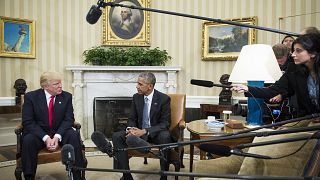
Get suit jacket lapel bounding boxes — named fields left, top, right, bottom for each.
left=53, top=94, right=64, bottom=127
left=149, top=90, right=159, bottom=122
left=137, top=95, right=144, bottom=125
left=39, top=90, right=49, bottom=126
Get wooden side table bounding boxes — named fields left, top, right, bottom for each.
left=187, top=119, right=253, bottom=172
left=200, top=104, right=233, bottom=119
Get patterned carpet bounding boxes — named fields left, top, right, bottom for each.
left=0, top=154, right=196, bottom=180
left=0, top=145, right=16, bottom=163
left=0, top=147, right=199, bottom=180
left=0, top=144, right=200, bottom=168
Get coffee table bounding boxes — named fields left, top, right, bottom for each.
left=187, top=119, right=254, bottom=172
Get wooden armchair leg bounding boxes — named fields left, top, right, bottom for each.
left=15, top=167, right=22, bottom=180
left=81, top=157, right=88, bottom=180
left=173, top=162, right=180, bottom=180
left=143, top=157, right=148, bottom=164
left=180, top=147, right=185, bottom=168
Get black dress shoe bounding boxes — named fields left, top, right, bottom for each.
left=120, top=173, right=134, bottom=180
left=160, top=175, right=167, bottom=180
left=73, top=170, right=84, bottom=180
left=24, top=174, right=35, bottom=180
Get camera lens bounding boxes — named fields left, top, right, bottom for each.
left=233, top=102, right=247, bottom=117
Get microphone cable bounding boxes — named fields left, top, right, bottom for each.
left=243, top=90, right=304, bottom=128
left=264, top=131, right=318, bottom=160
left=264, top=100, right=286, bottom=124
left=263, top=95, right=296, bottom=125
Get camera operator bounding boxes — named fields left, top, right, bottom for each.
left=231, top=33, right=320, bottom=121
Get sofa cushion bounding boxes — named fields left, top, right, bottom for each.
left=238, top=132, right=317, bottom=176
left=193, top=155, right=245, bottom=175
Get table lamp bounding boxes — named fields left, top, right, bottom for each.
left=228, top=44, right=282, bottom=125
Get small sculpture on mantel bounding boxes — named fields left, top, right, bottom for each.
left=219, top=74, right=232, bottom=105
left=14, top=79, right=27, bottom=105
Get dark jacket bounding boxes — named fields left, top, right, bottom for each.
left=22, top=89, right=75, bottom=139
left=127, top=89, right=171, bottom=138
left=246, top=62, right=319, bottom=116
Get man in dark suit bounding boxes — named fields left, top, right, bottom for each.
left=112, top=72, right=172, bottom=180
left=21, top=71, right=85, bottom=180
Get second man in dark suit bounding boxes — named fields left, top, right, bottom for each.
left=112, top=72, right=172, bottom=180
left=21, top=71, right=85, bottom=180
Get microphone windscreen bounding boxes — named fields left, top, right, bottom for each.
left=91, top=131, right=113, bottom=157
left=126, top=135, right=150, bottom=153
left=61, top=144, right=75, bottom=165
left=190, top=79, right=214, bottom=87
left=199, top=143, right=232, bottom=156
left=86, top=5, right=102, bottom=24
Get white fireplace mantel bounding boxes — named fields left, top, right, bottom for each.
left=66, top=65, right=181, bottom=139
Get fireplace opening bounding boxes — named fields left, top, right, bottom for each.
left=93, top=97, right=132, bottom=138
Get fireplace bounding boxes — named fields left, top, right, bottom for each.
left=66, top=65, right=181, bottom=139
left=94, top=97, right=132, bottom=138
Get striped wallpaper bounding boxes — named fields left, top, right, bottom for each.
left=0, top=0, right=319, bottom=97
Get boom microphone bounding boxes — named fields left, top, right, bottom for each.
left=190, top=79, right=232, bottom=88
left=126, top=135, right=151, bottom=153
left=91, top=131, right=113, bottom=157
left=86, top=5, right=102, bottom=24
left=61, top=144, right=75, bottom=180
left=199, top=143, right=272, bottom=159
left=61, top=144, right=75, bottom=165
left=86, top=0, right=115, bottom=24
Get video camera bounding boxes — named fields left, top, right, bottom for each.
left=233, top=99, right=296, bottom=123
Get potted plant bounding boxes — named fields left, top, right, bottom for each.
left=83, top=46, right=171, bottom=66
left=83, top=46, right=106, bottom=65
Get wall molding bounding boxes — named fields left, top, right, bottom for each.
left=0, top=97, right=15, bottom=106
left=0, top=96, right=246, bottom=108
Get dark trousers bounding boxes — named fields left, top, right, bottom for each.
left=112, top=130, right=172, bottom=179
left=21, top=128, right=84, bottom=179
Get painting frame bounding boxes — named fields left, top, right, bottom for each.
left=202, top=16, right=257, bottom=61
left=102, top=0, right=150, bottom=46
left=0, top=16, right=35, bottom=58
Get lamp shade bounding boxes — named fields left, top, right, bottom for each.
left=228, top=44, right=282, bottom=83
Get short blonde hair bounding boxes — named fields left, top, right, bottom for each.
left=40, top=72, right=62, bottom=88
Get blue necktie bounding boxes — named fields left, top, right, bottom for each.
left=142, top=97, right=150, bottom=129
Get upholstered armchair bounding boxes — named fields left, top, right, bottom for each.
left=126, top=94, right=186, bottom=180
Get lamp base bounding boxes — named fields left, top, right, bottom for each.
left=247, top=81, right=264, bottom=125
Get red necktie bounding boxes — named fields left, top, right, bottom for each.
left=48, top=95, right=54, bottom=128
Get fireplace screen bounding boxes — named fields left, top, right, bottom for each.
left=93, top=97, right=132, bottom=138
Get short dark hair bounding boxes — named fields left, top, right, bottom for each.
left=139, top=72, right=156, bottom=86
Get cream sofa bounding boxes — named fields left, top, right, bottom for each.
left=193, top=125, right=320, bottom=179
